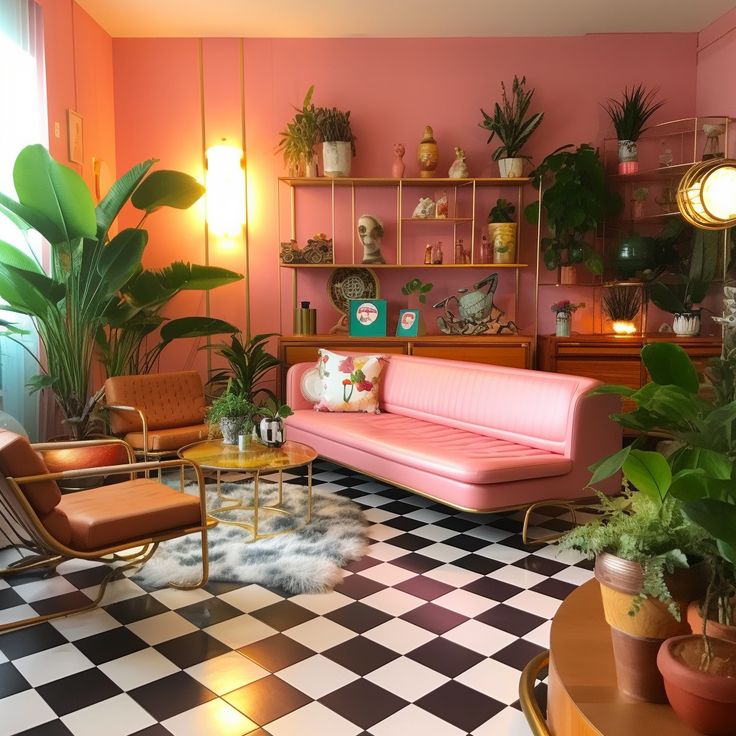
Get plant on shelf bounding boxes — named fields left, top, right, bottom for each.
left=602, top=286, right=641, bottom=334
left=647, top=222, right=720, bottom=336
left=479, top=75, right=544, bottom=178
left=206, top=381, right=254, bottom=444
left=277, top=85, right=319, bottom=177
left=0, top=145, right=220, bottom=439
left=525, top=143, right=622, bottom=277
left=487, top=198, right=517, bottom=264
left=205, top=332, right=280, bottom=404
left=603, top=84, right=665, bottom=170
left=315, top=105, right=356, bottom=178
left=550, top=300, right=584, bottom=336
left=401, top=278, right=433, bottom=304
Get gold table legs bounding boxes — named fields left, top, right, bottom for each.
left=208, top=462, right=314, bottom=543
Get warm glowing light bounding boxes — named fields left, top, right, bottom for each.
left=612, top=320, right=637, bottom=335
left=702, top=165, right=736, bottom=221
left=206, top=144, right=245, bottom=237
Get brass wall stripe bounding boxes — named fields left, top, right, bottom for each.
left=198, top=39, right=212, bottom=374
left=240, top=37, right=251, bottom=341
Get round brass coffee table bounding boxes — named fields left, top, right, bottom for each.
left=179, top=439, right=317, bottom=543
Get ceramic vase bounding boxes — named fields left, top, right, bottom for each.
left=220, top=417, right=242, bottom=445
left=673, top=311, right=701, bottom=337
left=497, top=157, right=524, bottom=178
left=417, top=125, right=439, bottom=178
left=559, top=265, right=576, bottom=285
left=259, top=417, right=285, bottom=448
left=323, top=141, right=352, bottom=178
left=555, top=312, right=571, bottom=337
left=488, top=223, right=517, bottom=264
left=618, top=140, right=639, bottom=174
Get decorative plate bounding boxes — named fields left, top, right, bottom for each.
left=327, top=267, right=379, bottom=316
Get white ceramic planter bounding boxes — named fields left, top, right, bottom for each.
left=220, top=417, right=243, bottom=445
left=322, top=141, right=352, bottom=178
left=672, top=311, right=701, bottom=337
left=497, top=157, right=524, bottom=178
left=259, top=417, right=285, bottom=447
left=556, top=312, right=571, bottom=337
left=618, top=139, right=638, bottom=163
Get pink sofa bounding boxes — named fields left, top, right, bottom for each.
left=285, top=354, right=622, bottom=513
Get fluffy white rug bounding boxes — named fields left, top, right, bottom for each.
left=133, top=480, right=370, bottom=594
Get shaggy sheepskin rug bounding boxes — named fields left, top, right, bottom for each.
left=133, top=480, right=370, bottom=594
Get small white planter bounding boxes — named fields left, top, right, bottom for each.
left=618, top=139, right=638, bottom=163
left=672, top=311, right=701, bottom=337
left=497, top=157, right=524, bottom=178
left=322, top=141, right=352, bottom=178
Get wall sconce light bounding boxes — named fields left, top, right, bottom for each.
left=205, top=143, right=246, bottom=237
left=677, top=158, right=736, bottom=230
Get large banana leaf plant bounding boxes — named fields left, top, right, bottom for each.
left=0, top=144, right=242, bottom=438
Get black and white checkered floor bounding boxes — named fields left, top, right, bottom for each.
left=0, top=460, right=596, bottom=736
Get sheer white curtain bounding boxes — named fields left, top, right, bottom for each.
left=0, top=0, right=46, bottom=439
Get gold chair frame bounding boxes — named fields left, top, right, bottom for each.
left=519, top=650, right=552, bottom=736
left=0, top=438, right=215, bottom=633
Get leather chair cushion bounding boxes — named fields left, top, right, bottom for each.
left=105, top=371, right=207, bottom=433
left=0, top=430, right=61, bottom=515
left=41, top=478, right=203, bottom=551
left=125, top=424, right=209, bottom=452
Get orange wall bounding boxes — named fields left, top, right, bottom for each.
left=36, top=0, right=116, bottom=193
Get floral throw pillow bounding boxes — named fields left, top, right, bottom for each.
left=314, top=349, right=385, bottom=413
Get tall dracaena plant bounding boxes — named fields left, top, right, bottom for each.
left=0, top=145, right=211, bottom=438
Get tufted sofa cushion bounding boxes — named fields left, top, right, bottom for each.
left=104, top=371, right=207, bottom=434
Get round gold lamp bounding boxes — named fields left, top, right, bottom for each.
left=677, top=158, right=736, bottom=229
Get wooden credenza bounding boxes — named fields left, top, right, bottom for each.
left=537, top=335, right=722, bottom=390
left=278, top=334, right=533, bottom=391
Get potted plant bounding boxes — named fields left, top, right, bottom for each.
left=525, top=144, right=622, bottom=281
left=315, top=105, right=356, bottom=178
left=479, top=75, right=544, bottom=178
left=205, top=332, right=280, bottom=403
left=487, top=198, right=517, bottom=264
left=550, top=300, right=584, bottom=337
left=602, top=285, right=641, bottom=334
left=206, top=383, right=254, bottom=445
left=276, top=85, right=319, bottom=177
left=603, top=84, right=665, bottom=174
left=257, top=397, right=294, bottom=448
left=0, top=145, right=211, bottom=439
left=647, top=226, right=720, bottom=336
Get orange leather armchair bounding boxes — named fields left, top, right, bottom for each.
left=0, top=430, right=215, bottom=632
left=104, top=371, right=209, bottom=460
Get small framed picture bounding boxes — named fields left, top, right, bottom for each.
left=67, top=109, right=83, bottom=164
left=396, top=309, right=421, bottom=336
left=349, top=299, right=387, bottom=337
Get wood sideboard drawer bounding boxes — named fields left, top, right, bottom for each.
left=411, top=344, right=529, bottom=369
left=283, top=343, right=406, bottom=366
left=555, top=358, right=642, bottom=388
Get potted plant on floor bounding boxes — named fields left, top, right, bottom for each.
left=206, top=382, right=254, bottom=445
left=603, top=84, right=665, bottom=174
left=487, top=198, right=517, bottom=264
left=316, top=105, right=356, bottom=178
left=479, top=75, right=544, bottom=178
left=0, top=145, right=219, bottom=439
left=525, top=144, right=622, bottom=281
left=277, top=85, right=319, bottom=177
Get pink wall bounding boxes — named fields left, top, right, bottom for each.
left=112, top=34, right=698, bottom=348
left=696, top=8, right=736, bottom=117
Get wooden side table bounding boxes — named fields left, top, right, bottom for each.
left=520, top=579, right=699, bottom=735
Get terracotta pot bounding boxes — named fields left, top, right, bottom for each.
left=559, top=265, right=576, bottom=285
left=658, top=635, right=736, bottom=735
left=687, top=599, right=736, bottom=643
left=595, top=553, right=708, bottom=702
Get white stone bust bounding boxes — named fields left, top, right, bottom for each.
left=358, top=214, right=385, bottom=264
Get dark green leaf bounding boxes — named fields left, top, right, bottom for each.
left=641, top=342, right=698, bottom=392
left=589, top=444, right=631, bottom=485
left=96, top=159, right=156, bottom=239
left=98, top=229, right=147, bottom=294
left=131, top=170, right=205, bottom=213
left=682, top=499, right=736, bottom=549
left=159, top=317, right=239, bottom=342
left=622, top=449, right=671, bottom=504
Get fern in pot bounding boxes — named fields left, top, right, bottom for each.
left=277, top=85, right=319, bottom=177
left=479, top=75, right=544, bottom=178
left=316, top=106, right=356, bottom=178
left=206, top=382, right=254, bottom=445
